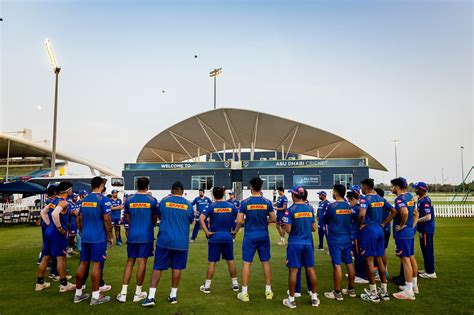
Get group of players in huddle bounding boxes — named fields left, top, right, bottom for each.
left=34, top=175, right=436, bottom=309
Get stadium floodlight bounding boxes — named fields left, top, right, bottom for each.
left=44, top=38, right=61, bottom=176
left=209, top=67, right=222, bottom=110
left=392, top=140, right=400, bottom=178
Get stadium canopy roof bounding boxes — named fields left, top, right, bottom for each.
left=137, top=108, right=387, bottom=171
left=0, top=132, right=118, bottom=176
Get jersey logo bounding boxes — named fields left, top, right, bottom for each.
left=371, top=202, right=384, bottom=207
left=407, top=201, right=415, bottom=206
left=294, top=212, right=313, bottom=218
left=214, top=208, right=232, bottom=213
left=424, top=203, right=430, bottom=208
left=247, top=204, right=268, bottom=210
left=130, top=203, right=151, bottom=208
left=82, top=202, right=97, bottom=207
left=49, top=204, right=55, bottom=209
left=336, top=209, right=352, bottom=215
left=166, top=202, right=189, bottom=210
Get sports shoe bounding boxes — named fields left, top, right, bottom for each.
left=317, top=247, right=324, bottom=251
left=378, top=288, right=390, bottom=301
left=282, top=298, right=297, bottom=309
left=232, top=284, right=239, bottom=292
left=35, top=282, right=51, bottom=291
left=90, top=295, right=111, bottom=306
left=100, top=284, right=112, bottom=292
left=200, top=285, right=211, bottom=294
left=167, top=296, right=177, bottom=304
left=360, top=288, right=380, bottom=303
left=66, top=254, right=72, bottom=259
left=399, top=285, right=419, bottom=294
left=324, top=290, right=343, bottom=301
left=341, top=288, right=356, bottom=297
left=277, top=239, right=286, bottom=246
left=141, top=298, right=155, bottom=307
left=67, top=248, right=75, bottom=255
left=133, top=292, right=147, bottom=302
left=393, top=290, right=415, bottom=300
left=49, top=274, right=60, bottom=282
left=59, top=282, right=76, bottom=292
left=116, top=240, right=123, bottom=246
left=237, top=292, right=250, bottom=302
left=311, top=297, right=320, bottom=307
left=418, top=269, right=426, bottom=274
left=286, top=290, right=301, bottom=298
left=354, top=276, right=369, bottom=284
left=189, top=239, right=195, bottom=243
left=419, top=272, right=437, bottom=279
left=265, top=290, right=274, bottom=300
left=74, top=293, right=91, bottom=303
left=116, top=293, right=127, bottom=303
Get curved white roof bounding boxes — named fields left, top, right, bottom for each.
left=0, top=132, right=119, bottom=176
left=137, top=108, right=387, bottom=171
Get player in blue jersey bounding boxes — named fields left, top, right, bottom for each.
left=414, top=182, right=436, bottom=279
left=67, top=193, right=80, bottom=255
left=316, top=191, right=329, bottom=251
left=36, top=182, right=76, bottom=293
left=117, top=177, right=159, bottom=303
left=74, top=177, right=113, bottom=306
left=190, top=189, right=212, bottom=242
left=233, top=177, right=276, bottom=302
left=122, top=193, right=132, bottom=240
left=374, top=188, right=394, bottom=276
left=358, top=178, right=396, bottom=303
left=323, top=184, right=355, bottom=301
left=391, top=177, right=419, bottom=300
left=347, top=189, right=368, bottom=285
left=227, top=191, right=240, bottom=231
left=142, top=181, right=194, bottom=307
left=37, top=185, right=58, bottom=266
left=76, top=190, right=88, bottom=252
left=282, top=186, right=320, bottom=309
left=110, top=189, right=124, bottom=246
left=274, top=187, right=288, bottom=246
left=198, top=186, right=240, bottom=293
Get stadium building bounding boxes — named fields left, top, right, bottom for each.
left=122, top=108, right=387, bottom=201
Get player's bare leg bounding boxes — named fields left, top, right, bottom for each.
left=237, top=262, right=251, bottom=301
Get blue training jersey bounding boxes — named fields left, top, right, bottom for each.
left=323, top=200, right=352, bottom=242
left=156, top=195, right=194, bottom=250
left=417, top=195, right=435, bottom=233
left=80, top=193, right=112, bottom=243
left=202, top=200, right=238, bottom=243
left=275, top=194, right=288, bottom=211
left=67, top=198, right=79, bottom=224
left=393, top=193, right=416, bottom=239
left=283, top=203, right=315, bottom=245
left=192, top=196, right=212, bottom=214
left=317, top=199, right=330, bottom=227
left=226, top=198, right=241, bottom=208
left=124, top=193, right=159, bottom=243
left=110, top=198, right=123, bottom=220
left=239, top=196, right=274, bottom=238
left=382, top=198, right=393, bottom=232
left=351, top=204, right=360, bottom=240
left=46, top=197, right=70, bottom=231
left=359, top=193, right=386, bottom=226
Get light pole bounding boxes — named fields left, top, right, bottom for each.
left=441, top=168, right=445, bottom=185
left=45, top=39, right=61, bottom=177
left=209, top=67, right=222, bottom=109
left=392, top=140, right=400, bottom=178
left=460, top=146, right=465, bottom=189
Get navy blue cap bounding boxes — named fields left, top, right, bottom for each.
left=79, top=190, right=87, bottom=196
left=111, top=189, right=119, bottom=193
left=317, top=191, right=327, bottom=196
left=288, top=185, right=305, bottom=195
left=413, top=182, right=428, bottom=190
left=350, top=185, right=361, bottom=195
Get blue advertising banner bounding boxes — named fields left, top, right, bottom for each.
left=293, top=175, right=321, bottom=187
left=241, top=158, right=367, bottom=169
left=124, top=161, right=231, bottom=171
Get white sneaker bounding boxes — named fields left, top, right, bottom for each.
left=418, top=269, right=426, bottom=274
left=59, top=282, right=76, bottom=292
left=393, top=290, right=416, bottom=300
left=354, top=276, right=369, bottom=284
left=286, top=290, right=301, bottom=298
left=116, top=293, right=127, bottom=303
left=35, top=282, right=51, bottom=291
left=419, top=272, right=437, bottom=279
left=399, top=285, right=419, bottom=294
left=282, top=298, right=297, bottom=309
left=133, top=292, right=148, bottom=302
left=100, top=284, right=112, bottom=292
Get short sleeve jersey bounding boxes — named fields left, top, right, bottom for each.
left=283, top=203, right=315, bottom=245
left=202, top=200, right=238, bottom=243
left=417, top=195, right=434, bottom=233
left=393, top=193, right=416, bottom=239
left=79, top=193, right=111, bottom=243
left=238, top=196, right=274, bottom=238
left=124, top=193, right=159, bottom=243
left=323, top=201, right=352, bottom=242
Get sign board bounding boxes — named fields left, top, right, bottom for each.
left=124, top=161, right=231, bottom=171
left=293, top=175, right=321, bottom=187
left=241, top=158, right=367, bottom=169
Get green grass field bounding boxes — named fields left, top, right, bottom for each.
left=0, top=219, right=473, bottom=314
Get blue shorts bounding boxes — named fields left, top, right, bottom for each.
left=123, top=217, right=129, bottom=229
left=69, top=221, right=78, bottom=236
left=395, top=238, right=414, bottom=257
left=208, top=242, right=234, bottom=262
left=127, top=242, right=154, bottom=258
left=276, top=211, right=285, bottom=224
left=286, top=243, right=314, bottom=268
left=360, top=225, right=385, bottom=257
left=153, top=246, right=188, bottom=270
left=242, top=235, right=271, bottom=263
left=111, top=216, right=121, bottom=227
left=328, top=237, right=352, bottom=265
left=80, top=242, right=107, bottom=262
left=44, top=229, right=68, bottom=257
left=384, top=230, right=391, bottom=249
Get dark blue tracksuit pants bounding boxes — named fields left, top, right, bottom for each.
left=419, top=232, right=435, bottom=274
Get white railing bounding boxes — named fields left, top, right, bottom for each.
left=434, top=204, right=474, bottom=218
left=0, top=204, right=40, bottom=212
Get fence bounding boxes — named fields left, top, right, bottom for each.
left=434, top=204, right=474, bottom=218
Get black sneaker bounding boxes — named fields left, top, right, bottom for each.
left=232, top=284, right=239, bottom=292
left=168, top=296, right=177, bottom=304
left=360, top=288, right=380, bottom=303
left=378, top=288, right=390, bottom=301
